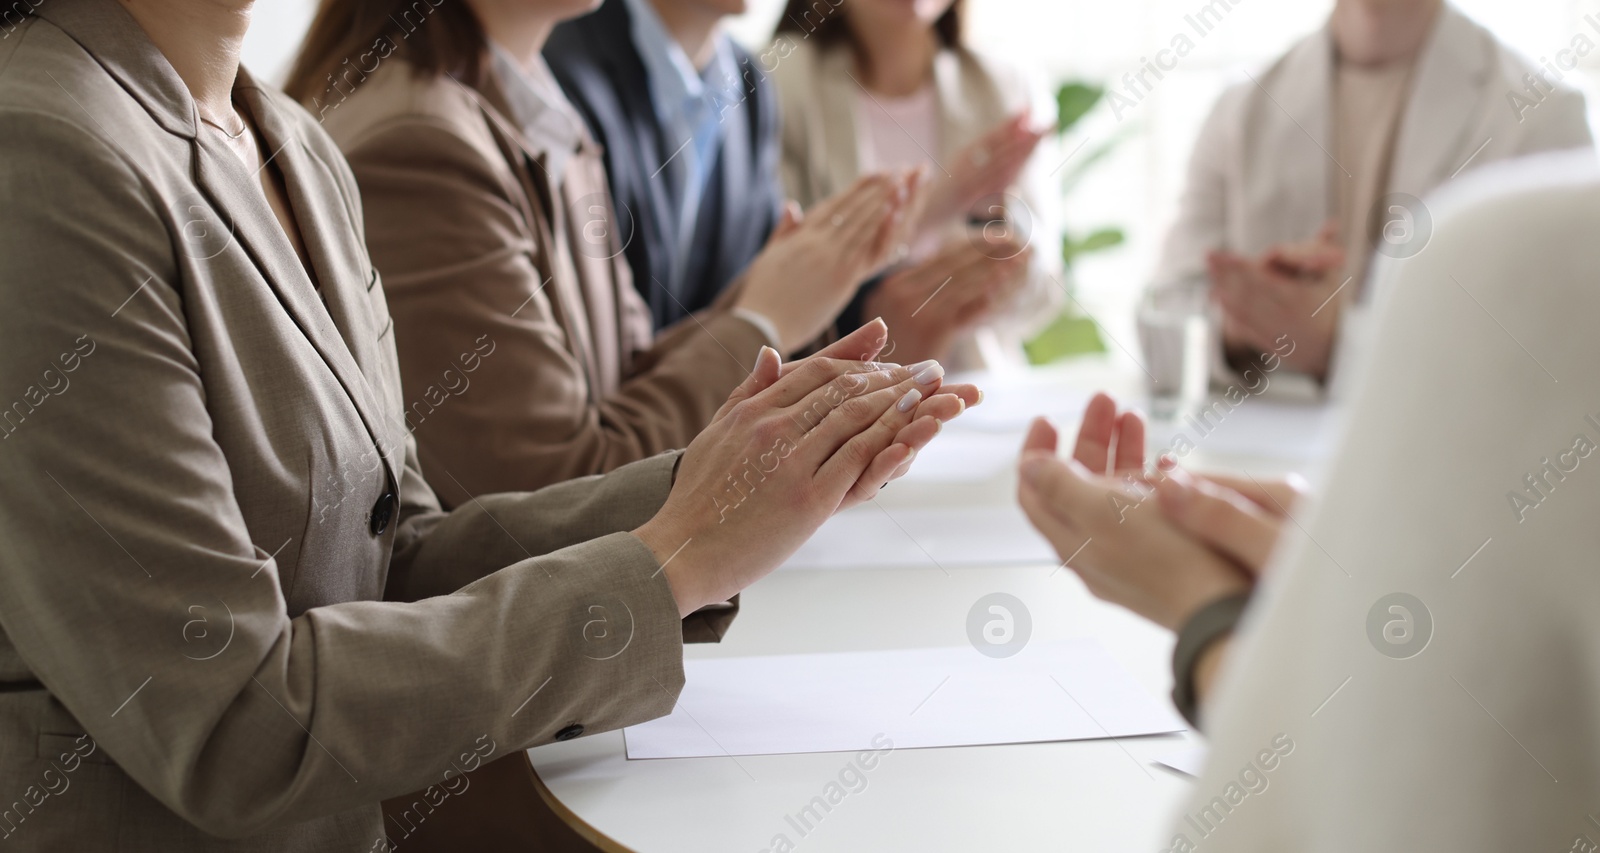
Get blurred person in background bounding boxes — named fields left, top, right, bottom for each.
left=545, top=0, right=811, bottom=335
left=287, top=0, right=925, bottom=505
left=1153, top=0, right=1591, bottom=392
left=771, top=0, right=1063, bottom=369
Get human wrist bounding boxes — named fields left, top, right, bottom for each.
left=731, top=307, right=784, bottom=351
left=633, top=521, right=702, bottom=619
left=1170, top=589, right=1251, bottom=730
left=1192, top=635, right=1233, bottom=704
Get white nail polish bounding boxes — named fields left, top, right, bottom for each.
left=897, top=387, right=923, bottom=412
left=912, top=362, right=944, bottom=385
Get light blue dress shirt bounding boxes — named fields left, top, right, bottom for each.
left=621, top=0, right=743, bottom=297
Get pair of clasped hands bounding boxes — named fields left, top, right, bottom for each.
left=634, top=319, right=979, bottom=617
left=1017, top=396, right=1307, bottom=703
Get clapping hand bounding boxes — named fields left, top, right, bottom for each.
left=736, top=170, right=929, bottom=352
left=1015, top=393, right=1303, bottom=631
left=866, top=231, right=1032, bottom=364
left=636, top=320, right=980, bottom=617
left=1210, top=221, right=1347, bottom=381
left=918, top=111, right=1047, bottom=241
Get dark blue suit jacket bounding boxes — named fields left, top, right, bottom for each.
left=546, top=0, right=784, bottom=331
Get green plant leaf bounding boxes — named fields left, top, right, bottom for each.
left=1024, top=311, right=1107, bottom=364
left=1061, top=227, right=1126, bottom=266
left=1055, top=82, right=1104, bottom=135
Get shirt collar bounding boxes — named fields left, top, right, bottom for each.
left=490, top=42, right=587, bottom=177
left=621, top=0, right=740, bottom=121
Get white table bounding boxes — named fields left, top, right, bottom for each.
left=526, top=357, right=1323, bottom=852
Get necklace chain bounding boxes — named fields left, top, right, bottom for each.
left=199, top=111, right=246, bottom=140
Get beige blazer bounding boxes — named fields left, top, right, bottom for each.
left=1169, top=152, right=1600, bottom=852
left=770, top=39, right=1064, bottom=370
left=319, top=57, right=769, bottom=507
left=1152, top=4, right=1592, bottom=391
left=0, top=2, right=725, bottom=849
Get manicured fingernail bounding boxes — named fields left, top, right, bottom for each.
left=897, top=387, right=922, bottom=412
left=911, top=361, right=944, bottom=385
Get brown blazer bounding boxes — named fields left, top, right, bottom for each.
left=0, top=2, right=727, bottom=849
left=319, top=57, right=770, bottom=508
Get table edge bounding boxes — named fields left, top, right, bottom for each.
left=525, top=751, right=636, bottom=853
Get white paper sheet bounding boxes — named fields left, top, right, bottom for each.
left=779, top=505, right=1056, bottom=571
left=624, top=641, right=1187, bottom=759
left=1154, top=746, right=1208, bottom=777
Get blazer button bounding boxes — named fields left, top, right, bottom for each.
left=369, top=491, right=397, bottom=536
left=554, top=724, right=584, bottom=742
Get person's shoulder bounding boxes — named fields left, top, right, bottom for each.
left=303, top=57, right=511, bottom=184
left=0, top=17, right=166, bottom=192
left=546, top=16, right=603, bottom=70
left=1467, top=11, right=1587, bottom=105
left=1191, top=30, right=1319, bottom=136
left=1430, top=149, right=1600, bottom=229
left=948, top=44, right=1022, bottom=91
left=545, top=0, right=626, bottom=71
left=947, top=44, right=1055, bottom=120
left=1369, top=149, right=1600, bottom=309
left=767, top=32, right=827, bottom=79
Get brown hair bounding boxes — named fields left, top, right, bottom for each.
left=773, top=0, right=965, bottom=52
left=283, top=0, right=488, bottom=114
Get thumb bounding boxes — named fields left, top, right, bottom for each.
left=774, top=200, right=803, bottom=238
left=1022, top=416, right=1059, bottom=456
left=717, top=346, right=783, bottom=418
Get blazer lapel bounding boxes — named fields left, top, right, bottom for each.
left=816, top=46, right=862, bottom=202
left=714, top=83, right=752, bottom=259
left=933, top=49, right=983, bottom=158
left=621, top=87, right=680, bottom=292
left=1245, top=27, right=1334, bottom=248
left=38, top=0, right=402, bottom=479
left=1388, top=5, right=1493, bottom=196
left=472, top=72, right=607, bottom=400
left=587, top=0, right=679, bottom=276
left=191, top=95, right=397, bottom=471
